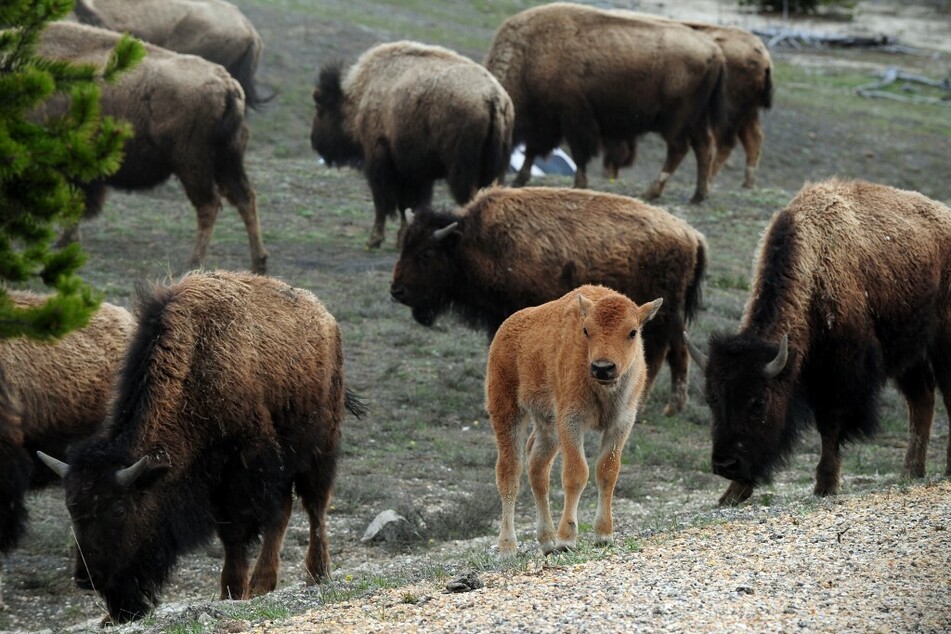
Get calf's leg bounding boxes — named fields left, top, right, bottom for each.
left=526, top=421, right=559, bottom=554
left=248, top=491, right=294, bottom=596
left=555, top=416, right=587, bottom=552
left=296, top=458, right=337, bottom=583
left=896, top=361, right=936, bottom=479
left=491, top=405, right=525, bottom=556
left=593, top=423, right=633, bottom=546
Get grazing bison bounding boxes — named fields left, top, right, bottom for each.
left=686, top=179, right=951, bottom=506
left=485, top=2, right=726, bottom=202
left=38, top=271, right=364, bottom=623
left=37, top=21, right=268, bottom=273
left=390, top=186, right=707, bottom=416
left=311, top=40, right=514, bottom=248
left=602, top=18, right=774, bottom=189
left=72, top=0, right=272, bottom=108
left=0, top=293, right=133, bottom=604
left=487, top=285, right=662, bottom=554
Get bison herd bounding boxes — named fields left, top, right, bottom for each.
left=2, top=0, right=950, bottom=625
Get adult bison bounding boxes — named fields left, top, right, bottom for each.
left=389, top=186, right=707, bottom=416
left=687, top=179, right=951, bottom=506
left=71, top=0, right=272, bottom=109
left=602, top=18, right=774, bottom=189
left=485, top=2, right=725, bottom=203
left=488, top=285, right=662, bottom=554
left=1, top=293, right=133, bottom=605
left=311, top=40, right=514, bottom=248
left=37, top=21, right=268, bottom=273
left=38, top=271, right=364, bottom=623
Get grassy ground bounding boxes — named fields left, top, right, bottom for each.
left=2, top=1, right=950, bottom=631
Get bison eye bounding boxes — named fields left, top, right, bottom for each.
left=629, top=329, right=638, bottom=339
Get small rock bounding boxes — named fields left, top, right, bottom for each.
left=444, top=572, right=483, bottom=593
left=361, top=509, right=414, bottom=543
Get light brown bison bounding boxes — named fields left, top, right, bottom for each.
left=311, top=40, right=514, bottom=248
left=37, top=21, right=268, bottom=273
left=487, top=284, right=662, bottom=554
left=603, top=18, right=774, bottom=189
left=0, top=293, right=133, bottom=604
left=485, top=2, right=726, bottom=203
left=72, top=0, right=272, bottom=109
left=390, top=186, right=707, bottom=416
left=686, top=179, right=951, bottom=506
left=38, top=271, right=365, bottom=623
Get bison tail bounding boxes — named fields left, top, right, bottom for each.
left=478, top=99, right=511, bottom=188
left=707, top=64, right=728, bottom=132
left=684, top=236, right=708, bottom=325
left=761, top=65, right=774, bottom=111
left=228, top=44, right=276, bottom=111
left=344, top=387, right=369, bottom=420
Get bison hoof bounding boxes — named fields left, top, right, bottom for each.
left=718, top=481, right=754, bottom=506
left=251, top=255, right=268, bottom=275
left=689, top=193, right=707, bottom=204
left=593, top=534, right=614, bottom=548
left=813, top=482, right=840, bottom=497
left=549, top=543, right=576, bottom=554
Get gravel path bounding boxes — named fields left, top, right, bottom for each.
left=244, top=481, right=951, bottom=633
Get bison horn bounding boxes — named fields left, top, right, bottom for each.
left=763, top=334, right=789, bottom=379
left=115, top=456, right=150, bottom=487
left=683, top=332, right=708, bottom=372
left=432, top=222, right=459, bottom=242
left=37, top=451, right=70, bottom=478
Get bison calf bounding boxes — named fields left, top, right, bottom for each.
left=687, top=179, right=951, bottom=505
left=487, top=285, right=662, bottom=554
left=391, top=186, right=706, bottom=416
left=38, top=271, right=362, bottom=623
left=38, top=22, right=268, bottom=273
left=311, top=40, right=514, bottom=248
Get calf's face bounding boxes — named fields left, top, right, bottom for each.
left=579, top=293, right=662, bottom=386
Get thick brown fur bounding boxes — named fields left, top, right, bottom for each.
left=603, top=17, right=774, bottom=189
left=692, top=179, right=951, bottom=505
left=390, top=186, right=707, bottom=416
left=71, top=0, right=272, bottom=108
left=37, top=21, right=268, bottom=273
left=0, top=293, right=133, bottom=601
left=485, top=2, right=726, bottom=203
left=47, top=271, right=352, bottom=623
left=311, top=41, right=515, bottom=248
left=486, top=285, right=662, bottom=554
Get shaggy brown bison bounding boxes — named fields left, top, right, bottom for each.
left=602, top=18, right=774, bottom=189
left=311, top=40, right=514, bottom=248
left=72, top=0, right=272, bottom=108
left=487, top=285, right=662, bottom=554
left=37, top=21, right=268, bottom=273
left=485, top=2, right=725, bottom=202
left=389, top=186, right=707, bottom=416
left=38, top=271, right=364, bottom=623
left=0, top=293, right=133, bottom=605
left=686, top=179, right=951, bottom=506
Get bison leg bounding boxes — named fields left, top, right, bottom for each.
left=215, top=150, right=268, bottom=273
left=526, top=420, right=559, bottom=554
left=188, top=197, right=222, bottom=270
left=932, top=346, right=951, bottom=476
left=737, top=117, right=765, bottom=189
left=710, top=129, right=738, bottom=185
left=512, top=146, right=538, bottom=187
left=230, top=189, right=268, bottom=274
left=297, top=456, right=337, bottom=583
left=554, top=415, right=587, bottom=552
left=814, top=427, right=842, bottom=497
left=896, top=361, right=936, bottom=479
left=718, top=480, right=754, bottom=506
left=688, top=128, right=715, bottom=204
left=248, top=491, right=294, bottom=597
left=218, top=531, right=252, bottom=600
left=643, top=137, right=691, bottom=202
left=592, top=422, right=633, bottom=547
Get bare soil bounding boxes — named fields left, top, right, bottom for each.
left=2, top=1, right=950, bottom=632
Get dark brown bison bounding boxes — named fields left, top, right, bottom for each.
left=0, top=293, right=133, bottom=605
left=72, top=0, right=272, bottom=109
left=311, top=40, right=514, bottom=248
left=389, top=186, right=707, bottom=416
left=38, top=271, right=365, bottom=623
left=602, top=18, right=774, bottom=189
left=488, top=285, right=662, bottom=555
left=37, top=21, right=268, bottom=273
left=687, top=179, right=951, bottom=506
left=485, top=2, right=726, bottom=203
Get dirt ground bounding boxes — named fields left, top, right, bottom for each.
left=1, top=1, right=950, bottom=632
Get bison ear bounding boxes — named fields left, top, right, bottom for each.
left=578, top=293, right=594, bottom=317
left=639, top=298, right=664, bottom=323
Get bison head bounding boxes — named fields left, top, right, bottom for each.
left=390, top=209, right=464, bottom=327
left=579, top=292, right=662, bottom=387
left=688, top=332, right=801, bottom=489
left=310, top=64, right=362, bottom=167
left=37, top=446, right=172, bottom=623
